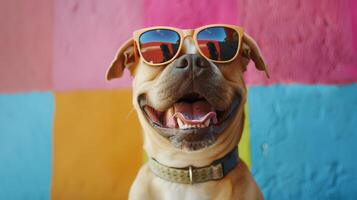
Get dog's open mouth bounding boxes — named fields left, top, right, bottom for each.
left=139, top=92, right=241, bottom=150
left=145, top=93, right=218, bottom=129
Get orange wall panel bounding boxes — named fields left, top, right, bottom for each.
left=52, top=90, right=143, bottom=199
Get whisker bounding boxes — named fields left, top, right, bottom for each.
left=125, top=107, right=136, bottom=121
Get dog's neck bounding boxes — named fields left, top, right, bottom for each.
left=148, top=147, right=239, bottom=184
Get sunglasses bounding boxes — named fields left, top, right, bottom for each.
left=133, top=24, right=244, bottom=66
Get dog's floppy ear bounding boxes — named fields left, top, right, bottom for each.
left=241, top=33, right=270, bottom=78
left=106, top=38, right=137, bottom=81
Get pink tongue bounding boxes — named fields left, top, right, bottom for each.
left=164, top=100, right=215, bottom=128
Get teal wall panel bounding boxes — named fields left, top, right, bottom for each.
left=248, top=84, right=357, bottom=199
left=0, top=92, right=54, bottom=200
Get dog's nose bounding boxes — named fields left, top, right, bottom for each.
left=174, top=54, right=210, bottom=69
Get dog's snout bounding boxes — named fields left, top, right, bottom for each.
left=174, top=54, right=210, bottom=69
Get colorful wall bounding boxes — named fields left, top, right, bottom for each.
left=1, top=0, right=357, bottom=199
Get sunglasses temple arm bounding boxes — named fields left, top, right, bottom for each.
left=133, top=41, right=139, bottom=62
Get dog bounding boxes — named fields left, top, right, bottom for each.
left=106, top=25, right=269, bottom=200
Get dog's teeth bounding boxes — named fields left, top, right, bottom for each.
left=204, top=119, right=211, bottom=127
left=177, top=118, right=184, bottom=129
left=177, top=119, right=210, bottom=129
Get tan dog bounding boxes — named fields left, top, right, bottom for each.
left=106, top=25, right=268, bottom=200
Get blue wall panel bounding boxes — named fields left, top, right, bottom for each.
left=0, top=92, right=53, bottom=200
left=248, top=84, right=357, bottom=200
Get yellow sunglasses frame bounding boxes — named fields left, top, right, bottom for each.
left=133, top=24, right=245, bottom=66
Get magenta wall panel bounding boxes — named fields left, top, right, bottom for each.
left=351, top=0, right=357, bottom=52
left=144, top=0, right=238, bottom=28
left=53, top=0, right=144, bottom=91
left=238, top=0, right=357, bottom=85
left=0, top=0, right=53, bottom=92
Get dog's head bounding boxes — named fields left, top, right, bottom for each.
left=106, top=25, right=268, bottom=166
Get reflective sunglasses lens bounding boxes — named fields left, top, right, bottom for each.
left=139, top=29, right=180, bottom=64
left=197, top=27, right=239, bottom=61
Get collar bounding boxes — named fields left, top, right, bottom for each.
left=148, top=147, right=238, bottom=184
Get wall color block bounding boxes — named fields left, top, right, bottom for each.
left=248, top=84, right=357, bottom=199
left=0, top=92, right=54, bottom=199
left=0, top=0, right=53, bottom=92
left=53, top=0, right=144, bottom=91
left=52, top=90, right=143, bottom=200
left=351, top=0, right=357, bottom=52
left=238, top=0, right=357, bottom=85
left=239, top=103, right=252, bottom=169
left=144, top=0, right=238, bottom=28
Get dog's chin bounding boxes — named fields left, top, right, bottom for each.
left=138, top=92, right=241, bottom=151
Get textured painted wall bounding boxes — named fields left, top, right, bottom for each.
left=53, top=0, right=144, bottom=91
left=1, top=0, right=357, bottom=199
left=0, top=0, right=53, bottom=92
left=52, top=90, right=143, bottom=199
left=0, top=93, right=53, bottom=199
left=238, top=0, right=357, bottom=85
left=144, top=0, right=238, bottom=27
left=248, top=84, right=357, bottom=199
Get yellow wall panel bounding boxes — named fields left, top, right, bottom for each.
left=239, top=103, right=252, bottom=169
left=52, top=90, right=142, bottom=200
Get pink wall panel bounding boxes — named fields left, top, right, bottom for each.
left=238, top=0, right=357, bottom=85
left=144, top=0, right=238, bottom=28
left=53, top=0, right=144, bottom=91
left=0, top=0, right=53, bottom=92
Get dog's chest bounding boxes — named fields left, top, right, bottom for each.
left=150, top=176, right=234, bottom=200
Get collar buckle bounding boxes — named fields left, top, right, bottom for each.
left=188, top=166, right=193, bottom=184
